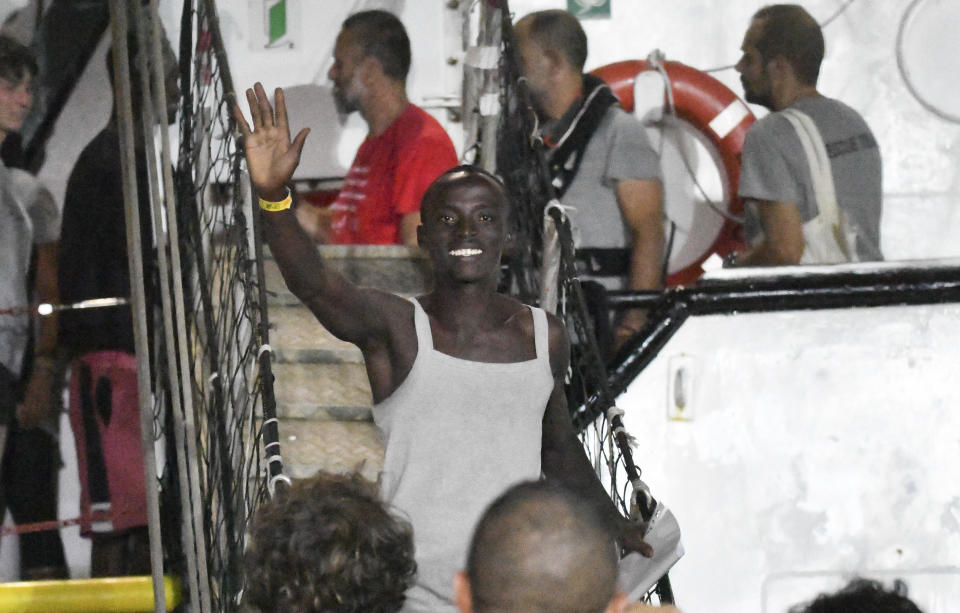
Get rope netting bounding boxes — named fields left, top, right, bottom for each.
left=163, top=0, right=283, bottom=610
left=465, top=0, right=676, bottom=603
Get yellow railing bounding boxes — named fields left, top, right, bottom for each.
left=0, top=575, right=181, bottom=613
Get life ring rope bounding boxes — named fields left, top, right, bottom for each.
left=641, top=49, right=746, bottom=226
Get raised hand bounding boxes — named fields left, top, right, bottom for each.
left=232, top=82, right=310, bottom=201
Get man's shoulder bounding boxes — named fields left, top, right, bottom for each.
left=599, top=105, right=655, bottom=149
left=795, top=96, right=875, bottom=137
left=795, top=95, right=865, bottom=118
left=589, top=105, right=660, bottom=178
left=498, top=294, right=564, bottom=334
left=743, top=109, right=801, bottom=156
left=746, top=96, right=874, bottom=154
left=69, top=128, right=120, bottom=181
left=748, top=108, right=792, bottom=135
left=601, top=104, right=643, bottom=132
left=403, top=104, right=451, bottom=134
left=395, top=104, right=456, bottom=149
left=757, top=97, right=870, bottom=133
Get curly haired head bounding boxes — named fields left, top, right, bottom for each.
left=243, top=471, right=417, bottom=613
left=790, top=577, right=924, bottom=613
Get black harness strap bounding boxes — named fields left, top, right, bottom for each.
left=543, top=74, right=619, bottom=198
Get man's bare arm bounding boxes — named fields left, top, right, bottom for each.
left=615, top=178, right=664, bottom=343
left=540, top=315, right=653, bottom=557
left=735, top=199, right=804, bottom=266
left=233, top=83, right=404, bottom=346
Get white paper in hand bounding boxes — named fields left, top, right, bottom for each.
left=617, top=501, right=684, bottom=601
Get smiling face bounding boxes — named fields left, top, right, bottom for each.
left=735, top=18, right=775, bottom=109
left=418, top=169, right=509, bottom=285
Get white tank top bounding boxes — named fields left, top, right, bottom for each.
left=373, top=298, right=554, bottom=613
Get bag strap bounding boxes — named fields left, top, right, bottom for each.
left=780, top=108, right=852, bottom=260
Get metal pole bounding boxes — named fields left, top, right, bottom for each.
left=478, top=4, right=501, bottom=173
left=106, top=2, right=165, bottom=611
left=135, top=1, right=209, bottom=611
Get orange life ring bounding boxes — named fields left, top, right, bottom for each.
left=591, top=59, right=755, bottom=286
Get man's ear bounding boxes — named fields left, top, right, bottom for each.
left=454, top=571, right=473, bottom=613
left=352, top=54, right=374, bottom=86
left=605, top=590, right=629, bottom=613
left=362, top=53, right=388, bottom=83
left=767, top=55, right=793, bottom=82
left=545, top=48, right=567, bottom=78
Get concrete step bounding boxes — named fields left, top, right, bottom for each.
left=269, top=305, right=363, bottom=364
left=262, top=244, right=430, bottom=479
left=264, top=244, right=433, bottom=306
left=275, top=403, right=373, bottom=422
left=277, top=419, right=384, bottom=483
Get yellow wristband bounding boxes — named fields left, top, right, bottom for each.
left=259, top=189, right=292, bottom=212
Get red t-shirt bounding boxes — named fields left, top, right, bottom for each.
left=329, top=104, right=458, bottom=244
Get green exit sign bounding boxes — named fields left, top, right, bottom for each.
left=268, top=0, right=286, bottom=44
left=567, top=0, right=611, bottom=19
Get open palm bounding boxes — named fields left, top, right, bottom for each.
left=232, top=82, right=310, bottom=199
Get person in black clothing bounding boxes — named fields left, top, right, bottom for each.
left=57, top=31, right=177, bottom=577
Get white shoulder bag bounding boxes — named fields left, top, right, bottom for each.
left=780, top=108, right=860, bottom=264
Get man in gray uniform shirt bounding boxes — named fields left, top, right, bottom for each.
left=515, top=10, right=664, bottom=350
left=732, top=4, right=883, bottom=266
left=234, top=83, right=652, bottom=613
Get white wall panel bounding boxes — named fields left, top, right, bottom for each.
left=618, top=302, right=960, bottom=611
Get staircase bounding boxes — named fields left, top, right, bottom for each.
left=265, top=245, right=433, bottom=482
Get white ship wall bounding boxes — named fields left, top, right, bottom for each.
left=618, top=299, right=960, bottom=612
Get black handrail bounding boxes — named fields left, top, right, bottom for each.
left=571, top=262, right=960, bottom=425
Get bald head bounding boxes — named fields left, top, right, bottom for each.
left=463, top=480, right=619, bottom=613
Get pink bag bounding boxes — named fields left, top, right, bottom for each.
left=69, top=350, right=147, bottom=536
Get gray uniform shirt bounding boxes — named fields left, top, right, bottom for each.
left=560, top=106, right=662, bottom=250
left=738, top=96, right=883, bottom=261
left=0, top=163, right=61, bottom=376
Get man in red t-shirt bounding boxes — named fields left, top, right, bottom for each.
left=301, top=10, right=457, bottom=246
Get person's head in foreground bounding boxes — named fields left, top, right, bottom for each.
left=243, top=471, right=416, bottom=613
left=790, top=577, right=924, bottom=613
left=455, top=479, right=627, bottom=613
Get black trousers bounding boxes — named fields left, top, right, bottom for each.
left=0, top=364, right=67, bottom=578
